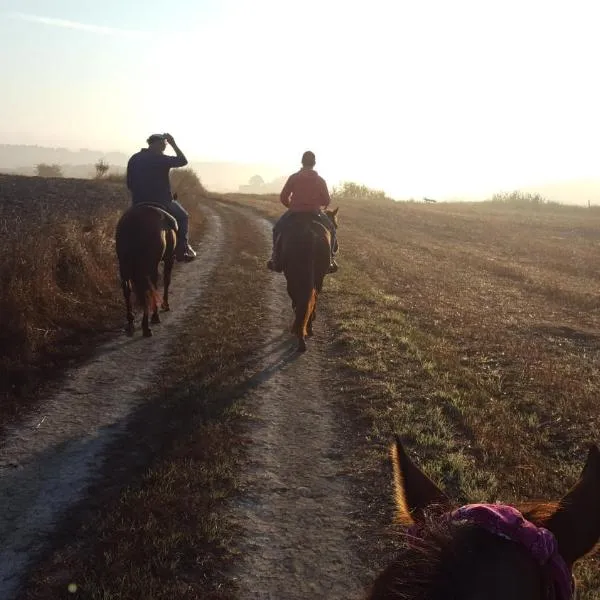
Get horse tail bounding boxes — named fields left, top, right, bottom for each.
left=291, top=231, right=317, bottom=339
left=130, top=272, right=159, bottom=310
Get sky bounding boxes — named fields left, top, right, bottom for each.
left=1, top=0, right=599, bottom=199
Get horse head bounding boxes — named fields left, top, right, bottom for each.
left=368, top=437, right=600, bottom=600
left=325, top=207, right=339, bottom=229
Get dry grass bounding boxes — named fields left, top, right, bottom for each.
left=221, top=192, right=600, bottom=597
left=0, top=174, right=207, bottom=426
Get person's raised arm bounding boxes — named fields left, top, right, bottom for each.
left=163, top=133, right=188, bottom=167
left=280, top=175, right=294, bottom=208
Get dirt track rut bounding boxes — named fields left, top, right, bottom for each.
left=229, top=212, right=365, bottom=599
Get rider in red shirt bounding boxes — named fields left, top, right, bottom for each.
left=267, top=151, right=338, bottom=273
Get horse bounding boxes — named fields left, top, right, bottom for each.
left=115, top=204, right=177, bottom=337
left=280, top=207, right=339, bottom=352
left=368, top=437, right=600, bottom=600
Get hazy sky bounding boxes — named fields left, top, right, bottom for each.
left=1, top=0, right=599, bottom=198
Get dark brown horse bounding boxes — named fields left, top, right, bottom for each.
left=368, top=437, right=600, bottom=600
left=281, top=208, right=339, bottom=352
left=115, top=204, right=177, bottom=337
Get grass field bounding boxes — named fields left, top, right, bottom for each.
left=225, top=191, right=600, bottom=593
left=3, top=176, right=599, bottom=597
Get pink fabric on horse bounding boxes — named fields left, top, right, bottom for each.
left=451, top=504, right=574, bottom=600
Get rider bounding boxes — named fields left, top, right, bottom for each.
left=126, top=133, right=196, bottom=262
left=267, top=150, right=338, bottom=273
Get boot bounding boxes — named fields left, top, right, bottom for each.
left=266, top=247, right=283, bottom=272
left=266, top=236, right=283, bottom=272
left=176, top=243, right=196, bottom=263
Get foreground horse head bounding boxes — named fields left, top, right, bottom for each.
left=115, top=204, right=177, bottom=337
left=369, top=437, right=600, bottom=600
left=281, top=208, right=339, bottom=352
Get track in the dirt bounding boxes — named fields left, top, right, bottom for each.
left=228, top=212, right=365, bottom=600
left=0, top=206, right=223, bottom=599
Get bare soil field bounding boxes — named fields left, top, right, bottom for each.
left=1, top=177, right=598, bottom=598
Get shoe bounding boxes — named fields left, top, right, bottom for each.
left=177, top=250, right=196, bottom=263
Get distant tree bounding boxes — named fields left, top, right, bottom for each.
left=249, top=175, right=265, bottom=188
left=36, top=163, right=63, bottom=178
left=95, top=159, right=110, bottom=179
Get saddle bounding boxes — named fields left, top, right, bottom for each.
left=134, top=203, right=178, bottom=231
left=280, top=212, right=326, bottom=240
left=274, top=212, right=330, bottom=261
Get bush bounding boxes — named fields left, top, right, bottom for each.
left=489, top=190, right=559, bottom=208
left=170, top=168, right=207, bottom=199
left=36, top=163, right=63, bottom=178
left=105, top=172, right=126, bottom=183
left=332, top=181, right=390, bottom=202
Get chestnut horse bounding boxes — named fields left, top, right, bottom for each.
left=115, top=204, right=177, bottom=337
left=280, top=208, right=338, bottom=352
left=368, top=437, right=600, bottom=600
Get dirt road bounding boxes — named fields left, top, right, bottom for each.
left=228, top=214, right=366, bottom=599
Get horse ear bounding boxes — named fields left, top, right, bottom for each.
left=545, top=444, right=600, bottom=566
left=331, top=207, right=339, bottom=216
left=391, top=436, right=449, bottom=524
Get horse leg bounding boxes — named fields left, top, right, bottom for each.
left=142, top=277, right=153, bottom=337
left=161, top=251, right=174, bottom=312
left=150, top=268, right=161, bottom=324
left=142, top=304, right=152, bottom=337
left=122, top=279, right=135, bottom=336
left=307, top=308, right=316, bottom=337
left=307, top=291, right=319, bottom=337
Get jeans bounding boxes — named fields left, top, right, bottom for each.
left=273, top=211, right=337, bottom=254
left=162, top=200, right=189, bottom=251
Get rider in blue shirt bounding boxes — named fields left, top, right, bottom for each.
left=126, top=133, right=196, bottom=262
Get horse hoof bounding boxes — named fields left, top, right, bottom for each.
left=151, top=314, right=161, bottom=324
left=297, top=340, right=307, bottom=352
left=307, top=328, right=314, bottom=337
left=143, top=328, right=153, bottom=338
left=125, top=324, right=134, bottom=337
left=161, top=303, right=170, bottom=312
